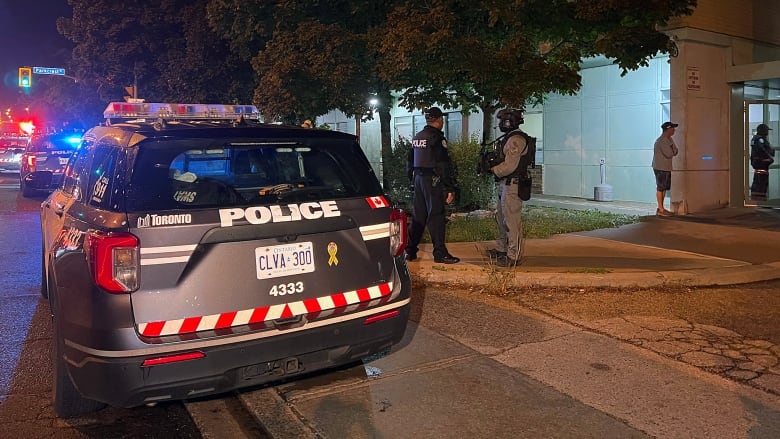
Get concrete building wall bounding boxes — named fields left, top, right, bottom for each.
left=318, top=0, right=780, bottom=212
left=543, top=57, right=670, bottom=203
left=667, top=0, right=780, bottom=47
left=668, top=36, right=733, bottom=214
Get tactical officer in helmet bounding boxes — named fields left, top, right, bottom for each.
left=487, top=108, right=528, bottom=267
left=405, top=107, right=460, bottom=264
left=750, top=123, right=775, bottom=200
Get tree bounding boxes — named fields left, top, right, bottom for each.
left=53, top=0, right=255, bottom=123
left=206, top=0, right=400, bottom=181
left=373, top=0, right=696, bottom=142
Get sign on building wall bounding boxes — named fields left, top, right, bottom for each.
left=687, top=67, right=701, bottom=91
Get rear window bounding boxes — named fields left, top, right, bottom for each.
left=27, top=133, right=82, bottom=152
left=126, top=138, right=383, bottom=211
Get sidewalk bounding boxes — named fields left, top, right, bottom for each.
left=408, top=195, right=780, bottom=288
left=405, top=195, right=780, bottom=400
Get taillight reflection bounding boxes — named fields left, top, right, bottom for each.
left=142, top=351, right=205, bottom=367
left=85, top=231, right=140, bottom=293
left=389, top=208, right=407, bottom=257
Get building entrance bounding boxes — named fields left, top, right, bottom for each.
left=744, top=100, right=780, bottom=207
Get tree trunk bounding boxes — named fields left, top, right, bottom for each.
left=480, top=103, right=499, bottom=144
left=378, top=90, right=393, bottom=187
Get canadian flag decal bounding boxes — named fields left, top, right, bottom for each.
left=366, top=196, right=389, bottom=209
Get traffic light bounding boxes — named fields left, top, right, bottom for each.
left=18, top=67, right=32, bottom=88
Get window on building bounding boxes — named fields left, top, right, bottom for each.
left=660, top=87, right=671, bottom=125
left=446, top=112, right=462, bottom=141
left=394, top=112, right=462, bottom=143
left=394, top=116, right=413, bottom=141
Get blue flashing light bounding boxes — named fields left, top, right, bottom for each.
left=66, top=136, right=82, bottom=145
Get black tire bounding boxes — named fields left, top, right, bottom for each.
left=40, top=245, right=48, bottom=299
left=51, top=292, right=106, bottom=418
left=20, top=179, right=36, bottom=198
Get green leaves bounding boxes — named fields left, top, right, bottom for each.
left=52, top=0, right=696, bottom=130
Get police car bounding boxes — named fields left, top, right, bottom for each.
left=0, top=138, right=26, bottom=173
left=41, top=102, right=411, bottom=418
left=20, top=131, right=83, bottom=197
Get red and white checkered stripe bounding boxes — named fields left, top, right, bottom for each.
left=137, top=281, right=394, bottom=338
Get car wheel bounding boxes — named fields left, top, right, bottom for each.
left=51, top=293, right=106, bottom=418
left=40, top=246, right=49, bottom=299
left=21, top=179, right=36, bottom=198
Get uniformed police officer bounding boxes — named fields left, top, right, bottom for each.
left=405, top=107, right=460, bottom=264
left=750, top=123, right=775, bottom=200
left=489, top=109, right=528, bottom=267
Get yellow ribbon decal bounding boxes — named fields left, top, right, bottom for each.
left=327, top=242, right=339, bottom=266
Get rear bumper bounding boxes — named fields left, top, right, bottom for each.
left=62, top=301, right=410, bottom=408
left=0, top=163, right=21, bottom=172
left=23, top=171, right=63, bottom=189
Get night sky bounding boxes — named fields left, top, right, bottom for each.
left=0, top=0, right=73, bottom=104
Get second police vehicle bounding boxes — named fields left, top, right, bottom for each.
left=20, top=130, right=83, bottom=197
left=41, top=102, right=411, bottom=418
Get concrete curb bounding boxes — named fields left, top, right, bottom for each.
left=408, top=261, right=780, bottom=288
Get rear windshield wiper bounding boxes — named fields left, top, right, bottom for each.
left=257, top=183, right=344, bottom=201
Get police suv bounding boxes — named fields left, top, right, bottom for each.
left=41, top=102, right=411, bottom=418
left=20, top=130, right=83, bottom=197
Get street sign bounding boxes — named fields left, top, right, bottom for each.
left=33, top=67, right=66, bottom=76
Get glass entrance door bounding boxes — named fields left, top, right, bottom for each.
left=744, top=100, right=780, bottom=206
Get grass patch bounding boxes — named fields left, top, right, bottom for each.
left=565, top=268, right=612, bottom=274
left=425, top=205, right=640, bottom=243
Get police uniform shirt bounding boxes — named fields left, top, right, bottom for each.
left=407, top=125, right=457, bottom=191
left=751, top=135, right=773, bottom=162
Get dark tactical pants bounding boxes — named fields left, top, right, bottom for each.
left=407, top=172, right=448, bottom=259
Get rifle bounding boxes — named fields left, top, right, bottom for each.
left=477, top=133, right=508, bottom=175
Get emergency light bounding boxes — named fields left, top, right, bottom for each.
left=103, top=102, right=261, bottom=120
left=65, top=135, right=82, bottom=145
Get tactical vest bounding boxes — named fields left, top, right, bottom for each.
left=411, top=127, right=439, bottom=169
left=504, top=130, right=534, bottom=179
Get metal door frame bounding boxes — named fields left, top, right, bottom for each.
left=743, top=99, right=780, bottom=206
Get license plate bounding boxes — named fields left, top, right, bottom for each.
left=255, top=242, right=315, bottom=279
left=59, top=158, right=69, bottom=165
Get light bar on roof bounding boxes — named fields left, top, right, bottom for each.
left=103, top=102, right=261, bottom=120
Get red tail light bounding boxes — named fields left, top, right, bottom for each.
left=363, top=310, right=400, bottom=325
left=389, top=208, right=407, bottom=257
left=85, top=231, right=140, bottom=293
left=142, top=351, right=205, bottom=367
left=25, top=155, right=36, bottom=172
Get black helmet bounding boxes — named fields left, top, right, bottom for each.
left=757, top=123, right=771, bottom=136
left=497, top=108, right=524, bottom=132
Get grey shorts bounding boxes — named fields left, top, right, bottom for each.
left=654, top=169, right=671, bottom=192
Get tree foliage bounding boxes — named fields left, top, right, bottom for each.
left=54, top=0, right=254, bottom=124
left=51, top=0, right=695, bottom=141
left=372, top=0, right=696, bottom=141
left=206, top=1, right=398, bottom=122
left=206, top=0, right=400, bottom=174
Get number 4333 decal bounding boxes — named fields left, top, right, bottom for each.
left=269, top=281, right=304, bottom=296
